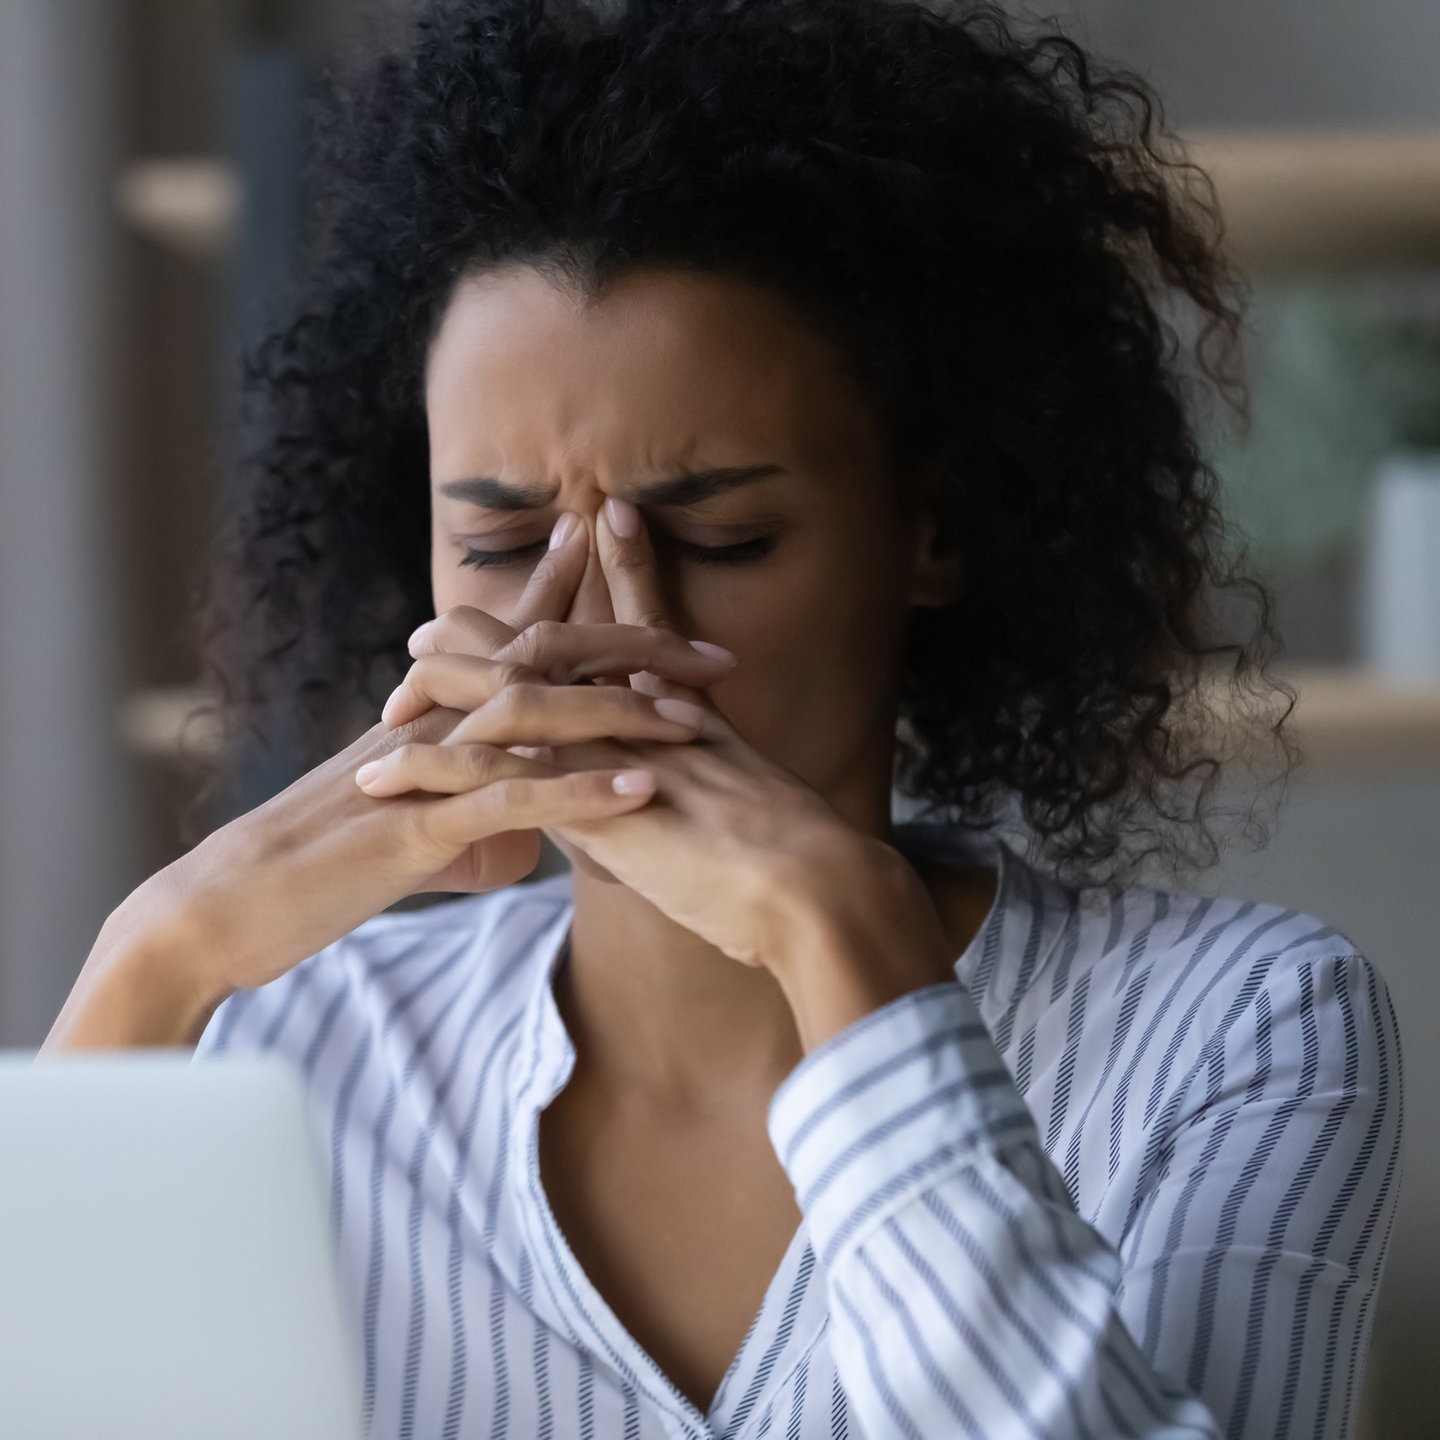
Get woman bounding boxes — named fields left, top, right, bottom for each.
left=47, top=1, right=1402, bottom=1436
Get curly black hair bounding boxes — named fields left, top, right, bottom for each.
left=196, top=0, right=1299, bottom=888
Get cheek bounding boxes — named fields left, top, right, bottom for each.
left=685, top=544, right=911, bottom=769
left=430, top=551, right=533, bottom=626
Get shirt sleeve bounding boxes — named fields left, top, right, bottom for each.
left=767, top=953, right=1402, bottom=1440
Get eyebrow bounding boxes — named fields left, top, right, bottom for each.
left=436, top=464, right=786, bottom=511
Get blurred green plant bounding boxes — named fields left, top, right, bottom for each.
left=1202, top=278, right=1440, bottom=570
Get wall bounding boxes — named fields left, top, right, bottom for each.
left=1173, top=766, right=1440, bottom=1437
left=0, top=1, right=139, bottom=1045
left=1007, top=0, right=1440, bottom=128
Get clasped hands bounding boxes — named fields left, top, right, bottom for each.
left=358, top=497, right=957, bottom=1047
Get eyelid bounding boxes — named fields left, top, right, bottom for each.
left=455, top=529, right=776, bottom=570
left=456, top=537, right=548, bottom=570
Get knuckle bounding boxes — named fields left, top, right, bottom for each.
left=472, top=776, right=524, bottom=821
left=400, top=655, right=436, bottom=693
left=601, top=686, right=648, bottom=719
left=383, top=720, right=427, bottom=752
left=441, top=604, right=484, bottom=625
left=523, top=620, right=564, bottom=657
left=410, top=706, right=465, bottom=745
left=422, top=612, right=454, bottom=647
left=461, top=744, right=503, bottom=785
left=435, top=603, right=483, bottom=635
left=491, top=660, right=535, bottom=693
left=488, top=775, right=525, bottom=806
left=503, top=625, right=544, bottom=670
left=490, top=681, right=540, bottom=722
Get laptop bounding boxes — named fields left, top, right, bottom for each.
left=0, top=1051, right=363, bottom=1440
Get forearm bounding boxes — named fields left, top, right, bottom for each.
left=40, top=896, right=232, bottom=1053
left=768, top=981, right=1225, bottom=1439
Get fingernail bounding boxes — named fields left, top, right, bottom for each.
left=356, top=760, right=383, bottom=787
left=688, top=640, right=737, bottom=665
left=549, top=512, right=580, bottom=550
left=654, top=697, right=707, bottom=728
left=603, top=496, right=639, bottom=538
left=612, top=769, right=655, bottom=795
left=407, top=620, right=433, bottom=651
left=508, top=744, right=555, bottom=763
left=380, top=685, right=403, bottom=726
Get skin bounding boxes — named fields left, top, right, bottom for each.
left=381, top=261, right=1000, bottom=1413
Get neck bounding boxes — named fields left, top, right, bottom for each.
left=556, top=760, right=896, bottom=1104
left=560, top=875, right=805, bottom=1107
left=551, top=764, right=996, bottom=1106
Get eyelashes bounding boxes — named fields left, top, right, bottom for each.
left=457, top=533, right=775, bottom=571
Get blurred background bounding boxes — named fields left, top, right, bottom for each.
left=2, top=0, right=1439, bottom=1433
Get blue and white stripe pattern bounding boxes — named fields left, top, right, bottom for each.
left=194, top=822, right=1403, bottom=1439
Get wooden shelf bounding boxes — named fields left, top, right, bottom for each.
left=1265, top=665, right=1440, bottom=769
left=114, top=158, right=240, bottom=258
left=117, top=684, right=221, bottom=760
left=1186, top=130, right=1440, bottom=271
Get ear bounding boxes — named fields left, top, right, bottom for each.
left=906, top=462, right=965, bottom=610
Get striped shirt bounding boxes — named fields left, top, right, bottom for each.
left=194, top=821, right=1404, bottom=1440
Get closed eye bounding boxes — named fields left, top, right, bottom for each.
left=458, top=533, right=775, bottom=570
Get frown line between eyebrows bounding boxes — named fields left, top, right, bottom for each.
left=436, top=464, right=787, bottom=512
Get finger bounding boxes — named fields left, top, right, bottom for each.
left=381, top=652, right=538, bottom=729
left=416, top=766, right=658, bottom=852
left=382, top=655, right=710, bottom=739
left=419, top=825, right=542, bottom=895
left=409, top=610, right=736, bottom=694
left=597, top=497, right=675, bottom=634
left=506, top=744, right=555, bottom=764
left=362, top=703, right=473, bottom=754
left=494, top=620, right=737, bottom=686
left=407, top=604, right=518, bottom=660
left=597, top=497, right=702, bottom=703
left=360, top=737, right=666, bottom=798
left=442, top=684, right=712, bottom=749
left=357, top=739, right=539, bottom=796
left=509, top=511, right=592, bottom=631
left=567, top=522, right=618, bottom=628
left=406, top=517, right=592, bottom=659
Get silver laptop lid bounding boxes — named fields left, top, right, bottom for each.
left=0, top=1051, right=362, bottom=1440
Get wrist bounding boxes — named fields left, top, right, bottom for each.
left=42, top=891, right=232, bottom=1052
left=763, top=834, right=957, bottom=1053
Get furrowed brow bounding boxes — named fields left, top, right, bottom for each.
left=618, top=465, right=785, bottom=506
left=437, top=465, right=785, bottom=511
left=437, top=477, right=556, bottom=511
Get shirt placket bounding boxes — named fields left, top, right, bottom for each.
left=504, top=925, right=720, bottom=1440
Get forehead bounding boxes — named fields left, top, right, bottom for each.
left=423, top=263, right=883, bottom=483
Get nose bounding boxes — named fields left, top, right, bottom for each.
left=561, top=512, right=616, bottom=626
